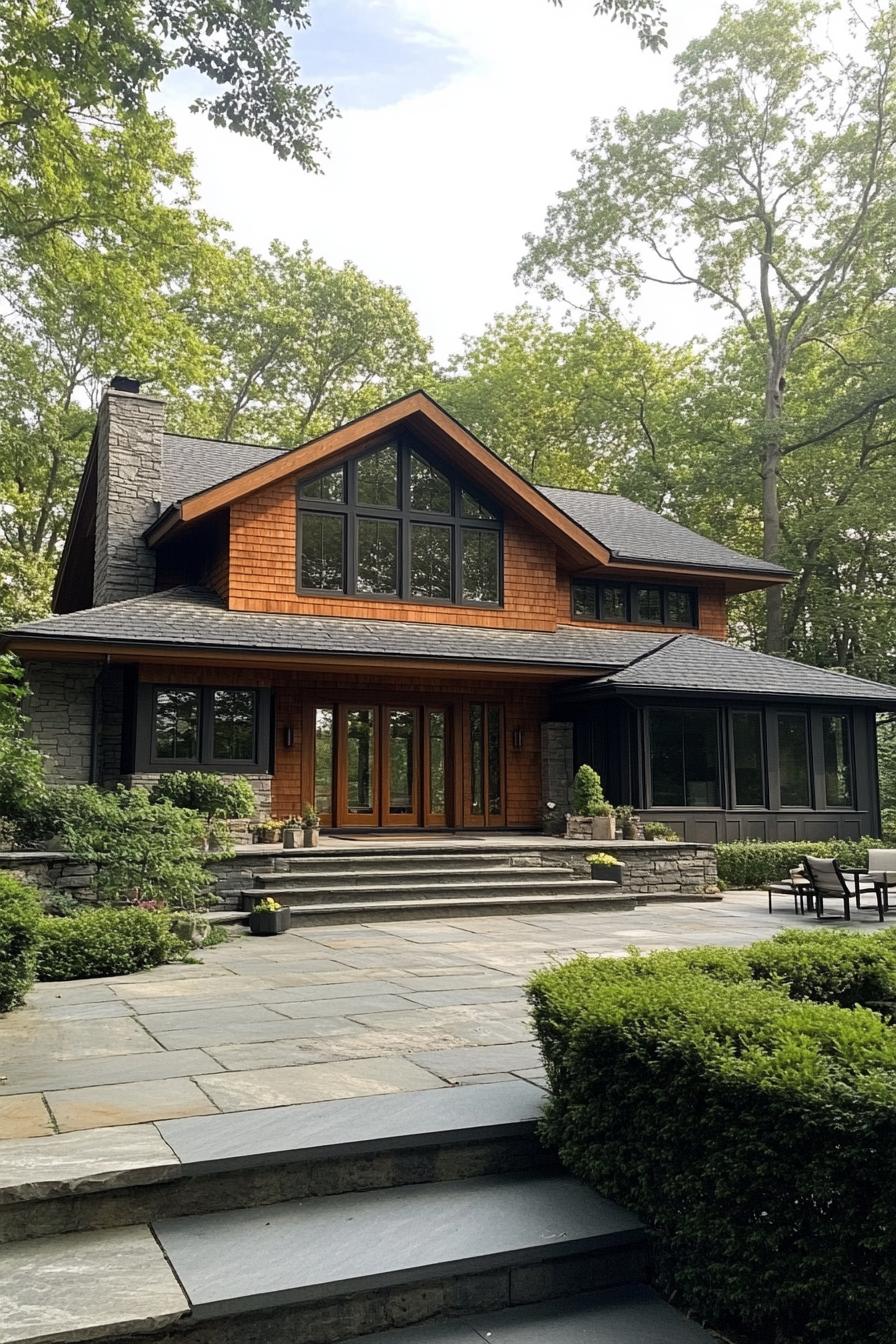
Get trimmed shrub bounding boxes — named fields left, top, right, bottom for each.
left=528, top=961, right=896, bottom=1344
left=571, top=764, right=609, bottom=816
left=149, top=771, right=256, bottom=820
left=36, top=907, right=186, bottom=981
left=0, top=874, right=42, bottom=1010
left=715, top=837, right=879, bottom=889
left=746, top=927, right=896, bottom=1008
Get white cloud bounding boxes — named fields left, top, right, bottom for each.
left=162, top=0, right=727, bottom=359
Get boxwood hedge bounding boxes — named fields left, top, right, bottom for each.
left=36, top=908, right=187, bottom=981
left=714, top=838, right=877, bottom=889
left=0, top=874, right=42, bottom=1011
left=528, top=934, right=896, bottom=1344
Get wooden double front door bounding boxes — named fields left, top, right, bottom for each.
left=308, top=700, right=505, bottom=829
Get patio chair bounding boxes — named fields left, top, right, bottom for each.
left=864, top=849, right=896, bottom=912
left=802, top=855, right=883, bottom=922
left=767, top=866, right=812, bottom=915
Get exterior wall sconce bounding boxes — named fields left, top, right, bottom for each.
left=512, top=726, right=524, bottom=750
left=283, top=726, right=295, bottom=749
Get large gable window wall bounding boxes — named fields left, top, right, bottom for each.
left=297, top=439, right=502, bottom=607
left=643, top=704, right=855, bottom=811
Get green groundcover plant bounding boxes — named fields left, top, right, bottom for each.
left=36, top=907, right=188, bottom=981
left=0, top=874, right=42, bottom=1010
left=527, top=930, right=896, bottom=1344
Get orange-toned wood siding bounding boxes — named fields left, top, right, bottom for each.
left=226, top=478, right=559, bottom=630
left=555, top=573, right=728, bottom=641
left=136, top=663, right=548, bottom=827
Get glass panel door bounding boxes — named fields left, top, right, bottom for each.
left=339, top=707, right=377, bottom=826
left=424, top=708, right=449, bottom=826
left=465, top=702, right=505, bottom=827
left=313, top=707, right=334, bottom=825
left=385, top=707, right=420, bottom=826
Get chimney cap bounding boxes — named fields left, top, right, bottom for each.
left=110, top=375, right=141, bottom=394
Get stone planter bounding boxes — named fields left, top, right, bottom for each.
left=591, top=861, right=624, bottom=886
left=249, top=906, right=291, bottom=936
left=303, top=825, right=320, bottom=848
left=282, top=826, right=300, bottom=849
left=566, top=814, right=617, bottom=841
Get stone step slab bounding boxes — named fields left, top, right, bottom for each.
left=239, top=879, right=618, bottom=910
left=254, top=865, right=584, bottom=890
left=244, top=892, right=635, bottom=924
left=0, top=1083, right=549, bottom=1243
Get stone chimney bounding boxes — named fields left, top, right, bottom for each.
left=93, top=379, right=165, bottom=606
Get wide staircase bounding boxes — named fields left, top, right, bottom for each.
left=238, top=844, right=634, bottom=925
left=1, top=1081, right=714, bottom=1343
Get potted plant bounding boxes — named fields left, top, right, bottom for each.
left=587, top=852, right=625, bottom=886
left=281, top=817, right=301, bottom=849
left=567, top=765, right=616, bottom=841
left=643, top=821, right=681, bottom=842
left=249, top=896, right=291, bottom=935
left=301, top=803, right=321, bottom=848
left=614, top=805, right=641, bottom=840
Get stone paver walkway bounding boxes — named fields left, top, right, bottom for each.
left=0, top=893, right=883, bottom=1139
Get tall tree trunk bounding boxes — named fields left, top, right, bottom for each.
left=762, top=353, right=787, bottom=655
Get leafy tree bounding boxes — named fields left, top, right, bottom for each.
left=0, top=1, right=333, bottom=248
left=548, top=0, right=667, bottom=51
left=172, top=241, right=433, bottom=445
left=521, top=0, right=896, bottom=653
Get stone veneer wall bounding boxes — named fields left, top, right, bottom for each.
left=0, top=852, right=97, bottom=899
left=22, top=659, right=101, bottom=784
left=537, top=842, right=719, bottom=895
left=93, top=388, right=164, bottom=605
left=540, top=722, right=574, bottom=814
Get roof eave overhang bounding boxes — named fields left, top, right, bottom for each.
left=560, top=680, right=896, bottom=708
left=2, top=632, right=612, bottom=681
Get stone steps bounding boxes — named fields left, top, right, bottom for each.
left=273, top=848, right=545, bottom=871
left=241, top=891, right=634, bottom=924
left=240, top=876, right=601, bottom=909
left=0, top=1083, right=548, bottom=1243
left=253, top=863, right=582, bottom=890
left=0, top=1084, right=717, bottom=1344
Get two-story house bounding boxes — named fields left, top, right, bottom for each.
left=4, top=380, right=895, bottom=843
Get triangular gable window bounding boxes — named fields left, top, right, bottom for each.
left=297, top=438, right=502, bottom=607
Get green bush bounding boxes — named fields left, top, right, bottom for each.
left=149, top=771, right=256, bottom=820
left=0, top=873, right=42, bottom=1010
left=715, top=837, right=881, bottom=888
left=571, top=764, right=610, bottom=816
left=52, top=785, right=216, bottom=909
left=528, top=958, right=896, bottom=1344
left=0, top=655, right=47, bottom=842
left=36, top=907, right=186, bottom=980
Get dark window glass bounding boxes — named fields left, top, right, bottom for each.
left=410, top=523, right=452, bottom=599
left=600, top=585, right=627, bottom=621
left=154, top=689, right=199, bottom=760
left=469, top=703, right=484, bottom=815
left=388, top=709, right=415, bottom=814
left=461, top=490, right=496, bottom=520
left=314, top=707, right=333, bottom=818
left=666, top=589, right=695, bottom=626
left=778, top=713, right=811, bottom=807
left=487, top=705, right=502, bottom=815
left=648, top=708, right=720, bottom=807
left=635, top=587, right=662, bottom=623
left=357, top=517, right=399, bottom=594
left=572, top=583, right=597, bottom=619
left=409, top=454, right=451, bottom=513
left=301, top=467, right=344, bottom=501
left=346, top=709, right=375, bottom=813
left=462, top=529, right=499, bottom=603
left=732, top=710, right=765, bottom=806
left=212, top=689, right=256, bottom=761
left=300, top=512, right=344, bottom=591
left=428, top=710, right=446, bottom=815
left=356, top=445, right=398, bottom=507
left=822, top=713, right=853, bottom=807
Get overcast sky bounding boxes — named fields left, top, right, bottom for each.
left=163, top=0, right=728, bottom=360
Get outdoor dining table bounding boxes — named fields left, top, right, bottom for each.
left=840, top=867, right=893, bottom=915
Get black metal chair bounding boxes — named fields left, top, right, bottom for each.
left=802, top=855, right=883, bottom=922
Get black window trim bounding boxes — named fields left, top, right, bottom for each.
left=728, top=706, right=768, bottom=809
left=820, top=709, right=856, bottom=810
left=776, top=709, right=815, bottom=810
left=571, top=579, right=698, bottom=628
left=643, top=704, right=723, bottom=809
left=296, top=433, right=503, bottom=608
left=138, top=684, right=272, bottom=774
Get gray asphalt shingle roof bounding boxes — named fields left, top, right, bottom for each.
left=5, top=586, right=671, bottom=670
left=160, top=434, right=286, bottom=509
left=8, top=587, right=894, bottom=702
left=157, top=430, right=785, bottom=578
left=601, top=633, right=896, bottom=704
left=539, top=486, right=789, bottom=577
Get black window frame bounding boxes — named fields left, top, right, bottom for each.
left=644, top=705, right=723, bottom=809
left=820, top=711, right=855, bottom=810
left=776, top=710, right=814, bottom=809
left=138, top=684, right=272, bottom=774
left=296, top=434, right=503, bottom=608
left=728, top=707, right=768, bottom=809
left=571, top=579, right=697, bottom=628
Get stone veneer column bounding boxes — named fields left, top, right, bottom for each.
left=23, top=660, right=102, bottom=784
left=93, top=386, right=165, bottom=606
left=541, top=721, right=574, bottom=811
